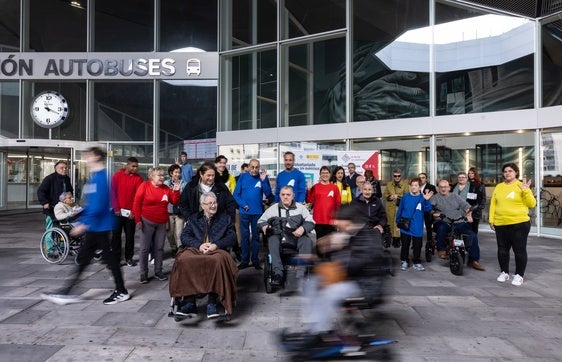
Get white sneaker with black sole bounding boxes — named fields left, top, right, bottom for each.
left=41, top=293, right=82, bottom=305
left=103, top=290, right=130, bottom=305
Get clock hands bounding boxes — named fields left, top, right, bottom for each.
left=44, top=106, right=60, bottom=115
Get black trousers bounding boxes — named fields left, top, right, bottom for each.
left=495, top=221, right=530, bottom=276
left=62, top=231, right=126, bottom=295
left=111, top=216, right=136, bottom=261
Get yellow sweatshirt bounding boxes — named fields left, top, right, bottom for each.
left=489, top=181, right=536, bottom=226
left=335, top=181, right=352, bottom=205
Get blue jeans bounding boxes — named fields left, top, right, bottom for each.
left=434, top=221, right=480, bottom=261
left=240, top=213, right=260, bottom=264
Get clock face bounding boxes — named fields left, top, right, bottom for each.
left=30, top=91, right=69, bottom=128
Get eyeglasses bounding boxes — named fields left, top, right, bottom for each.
left=202, top=201, right=217, bottom=206
left=156, top=174, right=165, bottom=177
left=393, top=175, right=401, bottom=178
left=458, top=176, right=467, bottom=179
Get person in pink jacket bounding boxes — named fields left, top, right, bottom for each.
left=133, top=167, right=180, bottom=284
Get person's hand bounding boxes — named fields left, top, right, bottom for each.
left=200, top=243, right=216, bottom=254
left=490, top=223, right=495, bottom=232
left=43, top=204, right=50, bottom=209
left=70, top=224, right=86, bottom=236
left=423, top=190, right=434, bottom=200
left=261, top=225, right=269, bottom=234
left=172, top=180, right=180, bottom=191
left=114, top=210, right=120, bottom=216
left=520, top=178, right=532, bottom=190
left=292, top=226, right=304, bottom=238
left=374, top=225, right=384, bottom=233
left=136, top=221, right=142, bottom=230
left=128, top=213, right=135, bottom=220
left=259, top=169, right=267, bottom=181
left=174, top=157, right=180, bottom=165
left=466, top=214, right=473, bottom=223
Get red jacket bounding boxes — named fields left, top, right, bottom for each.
left=306, top=182, right=341, bottom=225
left=133, top=181, right=180, bottom=224
left=111, top=169, right=143, bottom=213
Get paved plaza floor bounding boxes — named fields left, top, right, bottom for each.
left=0, top=211, right=561, bottom=361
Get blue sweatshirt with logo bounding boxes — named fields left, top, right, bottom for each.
left=79, top=169, right=116, bottom=232
left=233, top=172, right=272, bottom=215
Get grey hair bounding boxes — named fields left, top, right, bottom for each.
left=59, top=191, right=73, bottom=202
left=199, top=191, right=217, bottom=204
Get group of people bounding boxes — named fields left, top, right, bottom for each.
left=38, top=148, right=536, bottom=329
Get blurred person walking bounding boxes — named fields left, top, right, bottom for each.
left=42, top=147, right=130, bottom=305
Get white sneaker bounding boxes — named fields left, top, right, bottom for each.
left=413, top=263, right=425, bottom=271
left=41, top=293, right=82, bottom=305
left=400, top=261, right=408, bottom=271
left=511, top=274, right=524, bottom=286
left=496, top=271, right=510, bottom=283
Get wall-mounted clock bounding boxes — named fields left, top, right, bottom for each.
left=30, top=91, right=69, bottom=128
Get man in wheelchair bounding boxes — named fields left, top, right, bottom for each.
left=169, top=191, right=238, bottom=320
left=258, top=185, right=315, bottom=287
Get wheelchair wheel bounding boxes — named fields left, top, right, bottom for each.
left=40, top=227, right=70, bottom=264
left=449, top=251, right=463, bottom=276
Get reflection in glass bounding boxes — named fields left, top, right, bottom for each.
left=159, top=81, right=217, bottom=161
left=286, top=38, right=346, bottom=126
left=0, top=82, right=19, bottom=138
left=29, top=0, right=87, bottom=52
left=229, top=0, right=276, bottom=50
left=351, top=0, right=429, bottom=121
left=540, top=130, right=562, bottom=229
left=542, top=20, right=562, bottom=107
left=435, top=3, right=534, bottom=115
left=282, top=0, right=346, bottom=39
left=93, top=82, right=153, bottom=141
left=0, top=0, right=19, bottom=51
left=161, top=0, right=217, bottom=52
left=94, top=0, right=153, bottom=52
left=229, top=50, right=277, bottom=130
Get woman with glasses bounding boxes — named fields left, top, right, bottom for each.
left=54, top=191, right=83, bottom=224
left=307, top=166, right=341, bottom=239
left=133, top=167, right=180, bottom=284
left=383, top=169, right=408, bottom=248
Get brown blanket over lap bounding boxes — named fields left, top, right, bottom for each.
left=169, top=248, right=238, bottom=315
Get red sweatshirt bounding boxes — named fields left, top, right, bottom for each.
left=133, top=181, right=180, bottom=224
left=111, top=169, right=143, bottom=213
left=306, top=182, right=341, bottom=224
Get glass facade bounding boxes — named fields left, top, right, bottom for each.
left=1, top=0, right=562, bottom=237
left=0, top=0, right=19, bottom=52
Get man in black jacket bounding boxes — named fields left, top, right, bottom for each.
left=37, top=161, right=73, bottom=231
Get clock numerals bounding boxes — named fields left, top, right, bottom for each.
left=30, top=91, right=69, bottom=128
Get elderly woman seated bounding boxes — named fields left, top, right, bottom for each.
left=54, top=192, right=83, bottom=224
left=169, top=191, right=238, bottom=319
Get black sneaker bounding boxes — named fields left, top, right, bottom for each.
left=140, top=274, right=148, bottom=284
left=253, top=262, right=263, bottom=270
left=155, top=272, right=168, bottom=281
left=126, top=259, right=137, bottom=267
left=207, top=303, right=220, bottom=319
left=270, top=274, right=283, bottom=287
left=176, top=302, right=197, bottom=317
left=103, top=290, right=130, bottom=305
left=238, top=262, right=249, bottom=270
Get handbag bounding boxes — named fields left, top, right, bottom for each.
left=396, top=195, right=422, bottom=231
left=396, top=217, right=411, bottom=231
